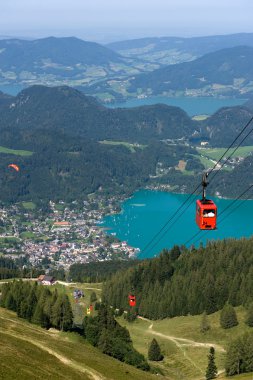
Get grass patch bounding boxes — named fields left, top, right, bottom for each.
left=99, top=140, right=147, bottom=153
left=20, top=231, right=36, bottom=239
left=197, top=154, right=216, bottom=169
left=51, top=282, right=103, bottom=324
left=197, top=146, right=253, bottom=161
left=0, top=145, right=33, bottom=156
left=0, top=237, right=20, bottom=242
left=22, top=201, right=36, bottom=210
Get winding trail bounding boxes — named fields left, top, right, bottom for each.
left=137, top=316, right=226, bottom=377
left=138, top=316, right=225, bottom=352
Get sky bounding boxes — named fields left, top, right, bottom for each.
left=0, top=0, right=253, bottom=43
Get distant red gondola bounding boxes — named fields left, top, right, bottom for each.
left=128, top=294, right=136, bottom=307
left=196, top=173, right=217, bottom=230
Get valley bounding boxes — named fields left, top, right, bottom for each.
left=1, top=27, right=253, bottom=380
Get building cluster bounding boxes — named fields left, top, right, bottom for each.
left=0, top=197, right=139, bottom=270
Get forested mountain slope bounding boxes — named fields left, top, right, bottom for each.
left=103, top=239, right=253, bottom=319
left=0, top=85, right=196, bottom=142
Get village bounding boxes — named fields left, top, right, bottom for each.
left=0, top=195, right=139, bottom=270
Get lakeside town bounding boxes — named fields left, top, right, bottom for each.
left=0, top=195, right=140, bottom=271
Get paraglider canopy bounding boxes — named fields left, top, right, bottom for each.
left=8, top=164, right=20, bottom=172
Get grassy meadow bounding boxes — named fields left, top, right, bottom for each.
left=118, top=306, right=253, bottom=380
left=99, top=140, right=147, bottom=153
left=2, top=279, right=253, bottom=379
left=0, top=307, right=158, bottom=380
left=0, top=146, right=33, bottom=156
left=196, top=146, right=253, bottom=161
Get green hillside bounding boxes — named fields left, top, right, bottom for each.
left=128, top=46, right=253, bottom=97
left=0, top=307, right=158, bottom=380
left=118, top=306, right=253, bottom=380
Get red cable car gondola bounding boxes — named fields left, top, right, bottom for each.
left=196, top=173, right=217, bottom=230
left=128, top=294, right=136, bottom=307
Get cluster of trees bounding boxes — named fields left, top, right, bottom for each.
left=226, top=332, right=253, bottom=376
left=0, top=118, right=201, bottom=203
left=103, top=238, right=253, bottom=319
left=69, top=260, right=140, bottom=283
left=0, top=256, right=41, bottom=280
left=0, top=280, right=150, bottom=372
left=0, top=257, right=20, bottom=279
left=0, top=280, right=73, bottom=331
left=83, top=304, right=150, bottom=371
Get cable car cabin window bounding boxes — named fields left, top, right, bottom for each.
left=203, top=209, right=216, bottom=217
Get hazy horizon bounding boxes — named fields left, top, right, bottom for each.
left=0, top=0, right=252, bottom=44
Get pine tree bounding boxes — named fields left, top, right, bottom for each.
left=26, top=285, right=38, bottom=322
left=5, top=291, right=16, bottom=311
left=200, top=311, right=210, bottom=333
left=51, top=294, right=73, bottom=331
left=220, top=303, right=238, bottom=329
left=59, top=294, right=73, bottom=331
left=225, top=338, right=243, bottom=375
left=148, top=338, right=163, bottom=361
left=32, top=302, right=45, bottom=326
left=245, top=303, right=253, bottom=327
left=90, top=291, right=97, bottom=303
left=206, top=347, right=217, bottom=379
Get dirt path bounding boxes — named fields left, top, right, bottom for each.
left=150, top=331, right=225, bottom=353
left=137, top=316, right=225, bottom=378
left=137, top=316, right=225, bottom=352
left=0, top=323, right=106, bottom=380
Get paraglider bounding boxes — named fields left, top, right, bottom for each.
left=8, top=164, right=20, bottom=172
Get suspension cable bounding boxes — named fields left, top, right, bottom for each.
left=185, top=183, right=253, bottom=247
left=141, top=115, right=253, bottom=255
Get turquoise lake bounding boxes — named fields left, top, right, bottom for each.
left=107, top=96, right=246, bottom=116
left=100, top=190, right=253, bottom=259
left=0, top=85, right=246, bottom=117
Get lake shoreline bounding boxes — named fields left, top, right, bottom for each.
left=100, top=189, right=253, bottom=259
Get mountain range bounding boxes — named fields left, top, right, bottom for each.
left=0, top=86, right=252, bottom=202
left=125, top=46, right=253, bottom=97
left=2, top=34, right=253, bottom=102
left=107, top=33, right=253, bottom=65
left=0, top=37, right=144, bottom=89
